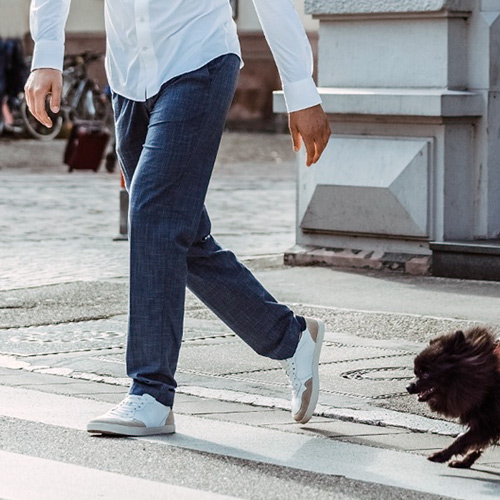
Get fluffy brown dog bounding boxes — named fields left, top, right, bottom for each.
left=407, top=327, right=500, bottom=468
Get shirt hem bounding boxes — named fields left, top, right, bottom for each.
left=108, top=51, right=243, bottom=102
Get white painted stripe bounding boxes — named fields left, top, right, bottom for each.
left=0, top=356, right=463, bottom=435
left=1, top=385, right=499, bottom=500
left=177, top=385, right=463, bottom=436
left=0, top=450, right=238, bottom=500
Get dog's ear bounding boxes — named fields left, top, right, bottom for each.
left=453, top=330, right=466, bottom=346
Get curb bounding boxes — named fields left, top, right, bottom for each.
left=284, top=245, right=431, bottom=276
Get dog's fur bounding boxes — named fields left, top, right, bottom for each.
left=407, top=327, right=500, bottom=468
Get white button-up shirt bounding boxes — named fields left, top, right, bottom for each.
left=30, top=0, right=321, bottom=112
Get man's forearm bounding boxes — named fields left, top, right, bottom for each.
left=30, top=0, right=72, bottom=72
left=251, top=0, right=321, bottom=113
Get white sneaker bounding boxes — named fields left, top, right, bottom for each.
left=87, top=393, right=175, bottom=436
left=280, top=318, right=325, bottom=424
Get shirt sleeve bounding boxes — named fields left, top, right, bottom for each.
left=251, top=0, right=321, bottom=113
left=30, top=0, right=72, bottom=72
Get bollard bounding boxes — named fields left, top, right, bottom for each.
left=114, top=171, right=129, bottom=241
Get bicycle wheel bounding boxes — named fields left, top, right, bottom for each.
left=20, top=98, right=64, bottom=141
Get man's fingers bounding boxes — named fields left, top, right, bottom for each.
left=291, top=127, right=302, bottom=152
left=25, top=85, right=35, bottom=115
left=314, top=134, right=329, bottom=163
left=288, top=104, right=331, bottom=166
left=313, top=141, right=321, bottom=165
left=24, top=89, right=32, bottom=113
left=34, top=91, right=52, bottom=127
left=303, top=136, right=316, bottom=167
left=24, top=69, right=62, bottom=127
left=50, top=80, right=62, bottom=113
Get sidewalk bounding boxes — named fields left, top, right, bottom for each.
left=1, top=132, right=500, bottom=490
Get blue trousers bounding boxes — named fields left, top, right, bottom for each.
left=113, top=54, right=305, bottom=407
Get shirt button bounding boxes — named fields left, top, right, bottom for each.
left=142, top=46, right=148, bottom=51
left=139, top=17, right=145, bottom=22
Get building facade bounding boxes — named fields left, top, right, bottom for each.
left=275, top=0, right=500, bottom=280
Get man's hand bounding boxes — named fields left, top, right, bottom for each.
left=289, top=104, right=331, bottom=167
left=24, top=68, right=63, bottom=128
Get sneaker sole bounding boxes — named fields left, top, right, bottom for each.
left=296, top=320, right=325, bottom=424
left=87, top=422, right=175, bottom=437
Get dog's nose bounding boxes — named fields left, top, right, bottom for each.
left=406, top=382, right=417, bottom=394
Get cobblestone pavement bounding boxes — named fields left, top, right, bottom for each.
left=0, top=133, right=296, bottom=290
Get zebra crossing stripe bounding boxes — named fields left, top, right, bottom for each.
left=0, top=449, right=238, bottom=500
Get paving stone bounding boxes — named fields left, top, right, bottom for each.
left=479, top=461, right=500, bottom=470
left=0, top=283, right=128, bottom=329
left=0, top=318, right=127, bottom=356
left=177, top=341, right=277, bottom=375
left=236, top=357, right=413, bottom=400
left=76, top=392, right=126, bottom=404
left=0, top=366, right=20, bottom=375
left=170, top=393, right=205, bottom=405
left=175, top=399, right=271, bottom=415
left=335, top=431, right=453, bottom=453
left=200, top=410, right=327, bottom=426
left=0, top=134, right=296, bottom=291
left=319, top=342, right=412, bottom=364
left=0, top=370, right=76, bottom=387
left=39, top=382, right=127, bottom=396
left=265, top=419, right=409, bottom=438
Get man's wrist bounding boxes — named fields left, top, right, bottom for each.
left=31, top=40, right=65, bottom=72
left=31, top=68, right=62, bottom=73
left=283, top=77, right=322, bottom=113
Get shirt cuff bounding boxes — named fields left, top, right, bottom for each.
left=282, top=77, right=322, bottom=113
left=31, top=40, right=65, bottom=72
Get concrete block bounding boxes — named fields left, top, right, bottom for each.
left=405, top=256, right=432, bottom=275
left=431, top=240, right=500, bottom=280
left=298, top=136, right=430, bottom=239
left=285, top=247, right=385, bottom=270
left=317, top=18, right=468, bottom=89
left=305, top=0, right=474, bottom=16
left=274, top=89, right=484, bottom=117
left=284, top=245, right=435, bottom=274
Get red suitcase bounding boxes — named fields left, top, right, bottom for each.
left=64, top=121, right=111, bottom=172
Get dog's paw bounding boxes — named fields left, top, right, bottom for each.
left=428, top=451, right=449, bottom=463
left=448, top=459, right=471, bottom=469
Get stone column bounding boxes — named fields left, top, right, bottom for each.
left=274, top=0, right=500, bottom=279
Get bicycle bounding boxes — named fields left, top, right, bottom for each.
left=20, top=51, right=113, bottom=142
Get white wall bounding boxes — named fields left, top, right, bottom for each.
left=66, top=0, right=105, bottom=33
left=0, top=0, right=105, bottom=38
left=237, top=0, right=319, bottom=32
left=0, top=0, right=29, bottom=38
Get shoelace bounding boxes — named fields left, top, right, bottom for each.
left=280, top=359, right=301, bottom=391
left=109, top=395, right=145, bottom=418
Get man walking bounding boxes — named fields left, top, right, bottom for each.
left=26, top=0, right=331, bottom=436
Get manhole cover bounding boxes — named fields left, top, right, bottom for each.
left=341, top=366, right=414, bottom=381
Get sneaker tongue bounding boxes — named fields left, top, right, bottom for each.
left=140, top=393, right=156, bottom=403
left=125, top=394, right=146, bottom=403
